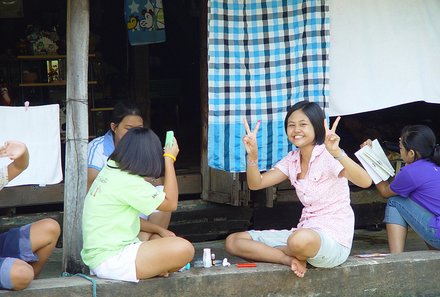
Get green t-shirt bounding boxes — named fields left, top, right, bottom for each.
left=81, top=160, right=165, bottom=269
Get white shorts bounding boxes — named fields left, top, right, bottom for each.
left=248, top=229, right=350, bottom=268
left=139, top=210, right=160, bottom=220
left=91, top=242, right=143, bottom=282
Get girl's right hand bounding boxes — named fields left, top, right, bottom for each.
left=360, top=139, right=373, bottom=149
left=242, top=117, right=261, bottom=159
left=164, top=137, right=179, bottom=160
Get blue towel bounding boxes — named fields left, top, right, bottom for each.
left=208, top=0, right=330, bottom=172
left=124, top=0, right=166, bottom=45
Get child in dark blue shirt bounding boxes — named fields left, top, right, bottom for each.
left=0, top=141, right=60, bottom=290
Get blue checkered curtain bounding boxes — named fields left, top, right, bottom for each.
left=208, top=0, right=330, bottom=172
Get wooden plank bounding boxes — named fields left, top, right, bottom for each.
left=203, top=191, right=231, bottom=204
left=18, top=81, right=97, bottom=87
left=252, top=201, right=303, bottom=230
left=0, top=211, right=62, bottom=233
left=171, top=220, right=251, bottom=242
left=0, top=184, right=64, bottom=207
left=90, top=107, right=114, bottom=112
left=0, top=173, right=201, bottom=209
left=265, top=186, right=275, bottom=207
left=177, top=173, right=202, bottom=195
left=16, top=54, right=96, bottom=60
left=169, top=198, right=253, bottom=242
left=275, top=189, right=300, bottom=202
left=170, top=220, right=250, bottom=234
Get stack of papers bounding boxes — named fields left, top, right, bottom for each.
left=355, top=139, right=395, bottom=184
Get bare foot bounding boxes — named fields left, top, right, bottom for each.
left=158, top=271, right=169, bottom=277
left=291, top=257, right=307, bottom=278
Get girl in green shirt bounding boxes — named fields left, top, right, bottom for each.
left=82, top=128, right=194, bottom=282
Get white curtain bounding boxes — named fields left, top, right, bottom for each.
left=328, top=0, right=440, bottom=116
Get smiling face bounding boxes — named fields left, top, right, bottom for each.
left=111, top=115, right=144, bottom=146
left=285, top=109, right=316, bottom=149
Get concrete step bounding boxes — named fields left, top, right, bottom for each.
left=1, top=229, right=438, bottom=297
left=1, top=251, right=439, bottom=297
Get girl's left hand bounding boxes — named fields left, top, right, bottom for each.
left=164, top=137, right=179, bottom=160
left=324, top=116, right=342, bottom=157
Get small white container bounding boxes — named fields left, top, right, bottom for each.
left=203, top=248, right=212, bottom=268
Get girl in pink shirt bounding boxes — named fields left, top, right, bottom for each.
left=225, top=101, right=372, bottom=277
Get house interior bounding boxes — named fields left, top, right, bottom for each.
left=0, top=0, right=202, bottom=171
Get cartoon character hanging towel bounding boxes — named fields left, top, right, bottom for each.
left=124, top=0, right=165, bottom=45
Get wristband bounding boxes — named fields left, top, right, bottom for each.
left=163, top=153, right=176, bottom=162
left=247, top=159, right=258, bottom=167
left=334, top=149, right=347, bottom=161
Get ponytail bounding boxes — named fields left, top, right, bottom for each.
left=400, top=125, right=440, bottom=166
left=431, top=144, right=440, bottom=166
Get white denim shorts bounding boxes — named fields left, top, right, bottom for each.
left=91, top=242, right=143, bottom=282
left=248, top=229, right=350, bottom=268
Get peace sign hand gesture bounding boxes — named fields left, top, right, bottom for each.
left=324, top=116, right=343, bottom=158
left=242, top=117, right=261, bottom=160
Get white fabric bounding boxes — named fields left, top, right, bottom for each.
left=91, top=242, right=142, bottom=283
left=328, top=0, right=440, bottom=116
left=0, top=166, right=7, bottom=190
left=0, top=104, right=63, bottom=186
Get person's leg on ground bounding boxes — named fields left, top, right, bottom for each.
left=1, top=258, right=34, bottom=291
left=29, top=218, right=61, bottom=276
left=384, top=196, right=408, bottom=253
left=135, top=236, right=194, bottom=279
left=386, top=224, right=407, bottom=253
left=225, top=231, right=297, bottom=270
left=285, top=229, right=321, bottom=277
left=385, top=196, right=440, bottom=252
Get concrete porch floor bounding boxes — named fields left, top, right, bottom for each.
left=1, top=227, right=440, bottom=297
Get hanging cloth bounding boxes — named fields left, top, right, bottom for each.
left=124, top=0, right=166, bottom=45
left=328, top=0, right=440, bottom=116
left=208, top=0, right=330, bottom=172
left=0, top=104, right=63, bottom=186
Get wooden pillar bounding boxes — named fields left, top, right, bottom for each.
left=129, top=46, right=150, bottom=126
left=63, top=0, right=89, bottom=273
left=200, top=0, right=209, bottom=200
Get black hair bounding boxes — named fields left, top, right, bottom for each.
left=284, top=101, right=326, bottom=145
left=109, top=127, right=164, bottom=177
left=400, top=125, right=440, bottom=166
left=111, top=101, right=143, bottom=127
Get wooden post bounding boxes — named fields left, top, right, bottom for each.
left=200, top=0, right=209, bottom=200
left=63, top=0, right=89, bottom=273
left=129, top=46, right=150, bottom=125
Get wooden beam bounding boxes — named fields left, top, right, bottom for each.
left=63, top=0, right=89, bottom=274
left=200, top=0, right=209, bottom=200
left=129, top=46, right=150, bottom=125
left=0, top=173, right=202, bottom=210
left=0, top=185, right=64, bottom=207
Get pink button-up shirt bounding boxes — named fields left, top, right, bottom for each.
left=275, top=144, right=354, bottom=248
